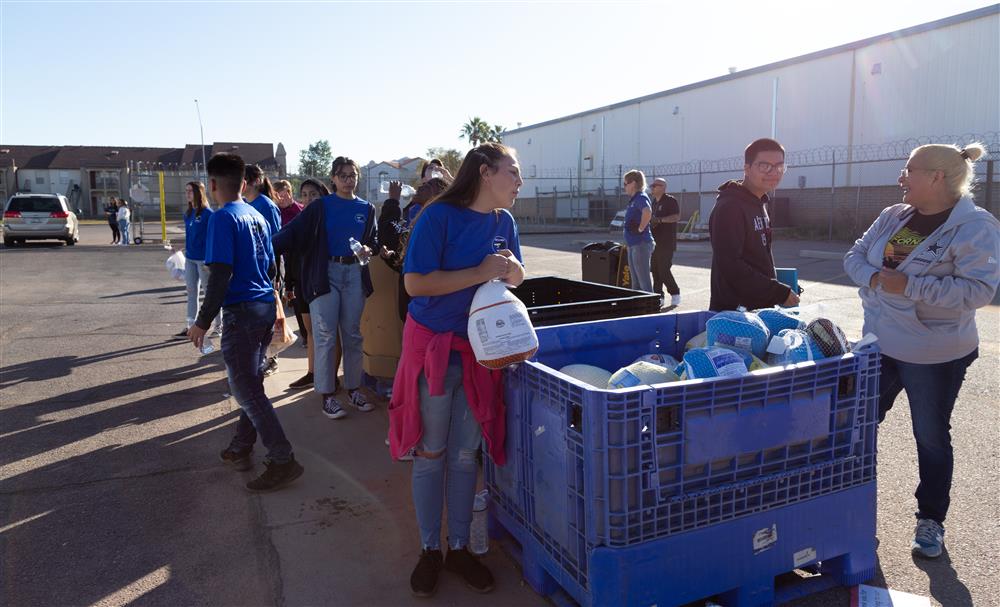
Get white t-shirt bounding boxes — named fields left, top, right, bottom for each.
left=117, top=207, right=130, bottom=221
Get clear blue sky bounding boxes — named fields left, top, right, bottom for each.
left=1, top=0, right=994, bottom=171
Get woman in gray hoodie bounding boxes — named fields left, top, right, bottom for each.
left=844, top=142, right=999, bottom=560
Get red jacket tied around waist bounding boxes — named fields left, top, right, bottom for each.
left=388, top=314, right=507, bottom=465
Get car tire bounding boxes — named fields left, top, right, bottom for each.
left=133, top=236, right=143, bottom=245
left=65, top=237, right=76, bottom=246
left=3, top=238, right=14, bottom=247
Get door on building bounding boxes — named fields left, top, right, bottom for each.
left=88, top=169, right=122, bottom=216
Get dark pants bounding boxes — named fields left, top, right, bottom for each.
left=221, top=299, right=293, bottom=465
left=651, top=243, right=679, bottom=296
left=878, top=349, right=978, bottom=525
left=108, top=220, right=120, bottom=242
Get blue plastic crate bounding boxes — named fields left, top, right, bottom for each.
left=490, top=481, right=878, bottom=607
left=484, top=310, right=879, bottom=598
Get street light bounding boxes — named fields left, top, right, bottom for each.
left=195, top=99, right=207, bottom=182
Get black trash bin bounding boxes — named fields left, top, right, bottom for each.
left=581, top=241, right=623, bottom=286
left=511, top=276, right=660, bottom=327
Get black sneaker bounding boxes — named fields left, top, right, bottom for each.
left=410, top=548, right=444, bottom=598
left=289, top=372, right=314, bottom=390
left=245, top=458, right=304, bottom=493
left=219, top=446, right=253, bottom=471
left=174, top=328, right=190, bottom=338
left=263, top=357, right=279, bottom=376
left=445, top=546, right=495, bottom=593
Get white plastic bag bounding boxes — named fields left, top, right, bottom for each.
left=468, top=280, right=538, bottom=369
left=166, top=250, right=186, bottom=281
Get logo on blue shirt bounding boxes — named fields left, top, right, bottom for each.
left=493, top=235, right=508, bottom=252
left=354, top=213, right=366, bottom=224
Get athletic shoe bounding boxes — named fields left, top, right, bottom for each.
left=410, top=548, right=444, bottom=598
left=174, top=328, right=189, bottom=338
left=245, top=458, right=304, bottom=493
left=289, top=372, right=314, bottom=390
left=445, top=546, right=495, bottom=593
left=263, top=357, right=279, bottom=376
left=670, top=294, right=682, bottom=307
left=219, top=446, right=253, bottom=471
left=912, top=518, right=944, bottom=559
left=322, top=395, right=347, bottom=419
left=348, top=389, right=374, bottom=412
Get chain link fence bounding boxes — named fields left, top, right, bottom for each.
left=512, top=132, right=999, bottom=239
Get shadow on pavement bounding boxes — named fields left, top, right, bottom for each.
left=0, top=357, right=226, bottom=469
left=100, top=286, right=186, bottom=299
left=913, top=548, right=973, bottom=607
left=0, top=341, right=187, bottom=389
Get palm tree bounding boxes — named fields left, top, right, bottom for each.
left=487, top=123, right=505, bottom=143
left=460, top=117, right=491, bottom=147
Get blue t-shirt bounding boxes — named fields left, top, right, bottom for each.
left=246, top=194, right=282, bottom=240
left=406, top=203, right=422, bottom=225
left=404, top=203, right=522, bottom=336
left=623, top=192, right=654, bottom=246
left=184, top=207, right=213, bottom=261
left=321, top=194, right=373, bottom=257
left=205, top=201, right=275, bottom=307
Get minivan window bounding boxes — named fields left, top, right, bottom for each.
left=7, top=197, right=63, bottom=213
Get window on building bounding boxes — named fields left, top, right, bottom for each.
left=35, top=176, right=45, bottom=185
left=60, top=171, right=70, bottom=184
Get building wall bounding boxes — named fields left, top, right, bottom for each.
left=504, top=9, right=999, bottom=203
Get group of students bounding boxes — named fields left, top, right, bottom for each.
left=178, top=135, right=997, bottom=599
left=103, top=197, right=132, bottom=245
left=179, top=144, right=521, bottom=596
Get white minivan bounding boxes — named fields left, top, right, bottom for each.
left=3, top=194, right=80, bottom=246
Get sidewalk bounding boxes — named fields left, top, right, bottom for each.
left=245, top=337, right=547, bottom=606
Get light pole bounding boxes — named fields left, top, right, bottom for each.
left=194, top=99, right=207, bottom=183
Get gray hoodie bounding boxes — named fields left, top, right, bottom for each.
left=844, top=196, right=999, bottom=364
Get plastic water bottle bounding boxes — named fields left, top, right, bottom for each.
left=379, top=181, right=417, bottom=198
left=348, top=237, right=371, bottom=266
left=470, top=489, right=490, bottom=555
left=200, top=336, right=215, bottom=355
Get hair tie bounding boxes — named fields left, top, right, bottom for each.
left=960, top=149, right=970, bottom=160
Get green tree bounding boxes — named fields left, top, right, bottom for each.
left=487, top=123, right=505, bottom=143
left=460, top=117, right=491, bottom=147
left=425, top=147, right=463, bottom=177
left=298, top=139, right=332, bottom=177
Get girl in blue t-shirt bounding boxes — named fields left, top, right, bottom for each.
left=178, top=181, right=219, bottom=337
left=311, top=157, right=377, bottom=418
left=622, top=169, right=655, bottom=293
left=398, top=142, right=525, bottom=596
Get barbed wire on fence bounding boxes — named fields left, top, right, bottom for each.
left=527, top=132, right=999, bottom=180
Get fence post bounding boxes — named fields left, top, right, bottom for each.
left=986, top=159, right=995, bottom=217
left=828, top=157, right=836, bottom=240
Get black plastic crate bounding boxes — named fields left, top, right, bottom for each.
left=511, top=276, right=660, bottom=327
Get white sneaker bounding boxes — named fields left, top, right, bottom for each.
left=670, top=294, right=682, bottom=307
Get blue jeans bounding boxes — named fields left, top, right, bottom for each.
left=118, top=220, right=130, bottom=244
left=878, top=349, right=978, bottom=525
left=222, top=300, right=293, bottom=465
left=308, top=262, right=364, bottom=394
left=627, top=240, right=654, bottom=293
left=184, top=258, right=219, bottom=331
left=412, top=361, right=483, bottom=550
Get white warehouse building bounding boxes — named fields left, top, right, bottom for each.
left=502, top=5, right=999, bottom=236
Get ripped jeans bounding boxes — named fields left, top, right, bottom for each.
left=411, top=359, right=483, bottom=551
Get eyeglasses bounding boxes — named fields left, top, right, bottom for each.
left=335, top=172, right=358, bottom=181
left=753, top=161, right=787, bottom=175
left=899, top=167, right=934, bottom=178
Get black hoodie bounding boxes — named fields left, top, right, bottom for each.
left=708, top=180, right=791, bottom=311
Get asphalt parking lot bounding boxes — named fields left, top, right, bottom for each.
left=1, top=223, right=997, bottom=607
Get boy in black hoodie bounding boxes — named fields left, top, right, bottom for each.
left=708, top=138, right=800, bottom=311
